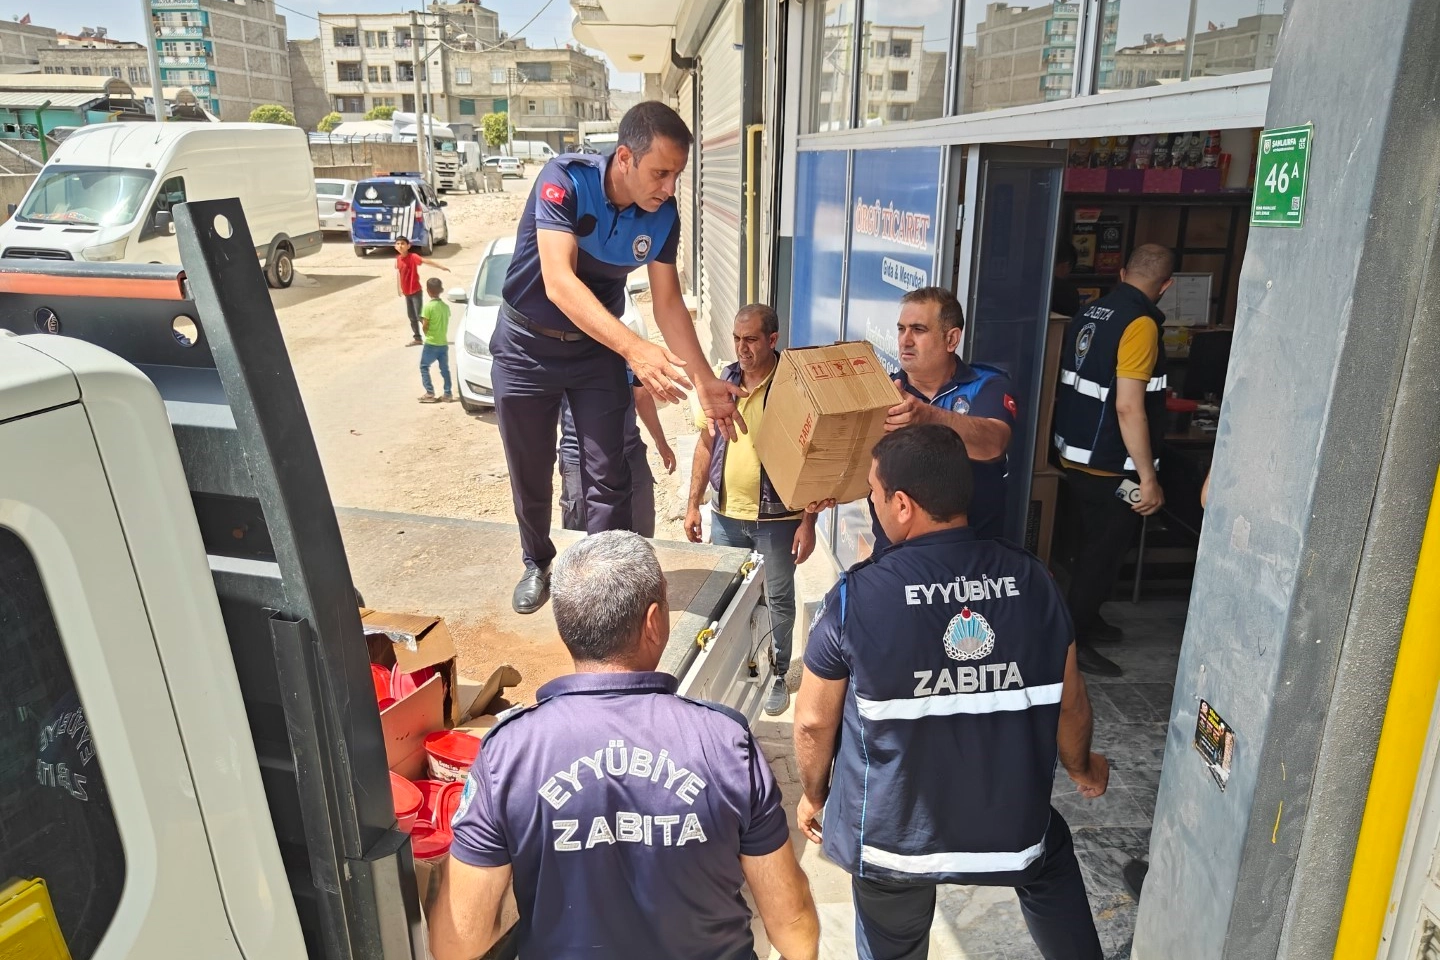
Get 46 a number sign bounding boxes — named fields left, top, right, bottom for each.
left=1252, top=124, right=1313, bottom=228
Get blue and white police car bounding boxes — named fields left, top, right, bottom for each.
left=349, top=172, right=450, bottom=257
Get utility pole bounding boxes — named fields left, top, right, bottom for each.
left=410, top=10, right=426, bottom=178
left=143, top=0, right=167, bottom=121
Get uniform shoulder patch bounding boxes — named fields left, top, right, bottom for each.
left=1003, top=393, right=1018, bottom=416
left=541, top=182, right=567, bottom=205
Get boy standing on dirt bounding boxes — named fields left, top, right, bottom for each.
left=418, top=278, right=454, bottom=403
left=396, top=236, right=449, bottom=346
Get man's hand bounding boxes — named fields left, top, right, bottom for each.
left=656, top=440, right=677, bottom=474
left=1069, top=752, right=1110, bottom=799
left=793, top=522, right=816, bottom=564
left=885, top=380, right=933, bottom=432
left=804, top=499, right=837, bottom=514
left=684, top=506, right=704, bottom=544
left=697, top=373, right=749, bottom=441
left=627, top=339, right=692, bottom=405
left=1134, top=478, right=1164, bottom=516
left=796, top=794, right=824, bottom=844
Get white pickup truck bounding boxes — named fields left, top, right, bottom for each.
left=0, top=199, right=773, bottom=960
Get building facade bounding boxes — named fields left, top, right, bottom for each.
left=0, top=20, right=58, bottom=67
left=39, top=41, right=152, bottom=88
left=1105, top=35, right=1198, bottom=89
left=1190, top=14, right=1284, bottom=75
left=149, top=0, right=292, bottom=121
left=288, top=37, right=328, bottom=130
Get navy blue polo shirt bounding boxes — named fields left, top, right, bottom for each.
left=871, top=359, right=1017, bottom=550
left=449, top=671, right=789, bottom=959
left=502, top=153, right=680, bottom=333
left=804, top=527, right=1073, bottom=885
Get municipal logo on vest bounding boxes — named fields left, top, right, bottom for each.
left=943, top=607, right=995, bottom=661
left=1075, top=322, right=1096, bottom=370
left=633, top=234, right=652, bottom=261
left=953, top=397, right=971, bottom=415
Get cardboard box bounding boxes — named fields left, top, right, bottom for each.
left=361, top=609, right=459, bottom=777
left=1033, top=317, right=1071, bottom=474
left=1026, top=468, right=1062, bottom=566
left=754, top=341, right=899, bottom=508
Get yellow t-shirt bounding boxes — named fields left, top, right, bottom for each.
left=695, top=363, right=801, bottom=521
left=1062, top=315, right=1159, bottom=477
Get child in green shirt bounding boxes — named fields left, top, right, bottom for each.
left=418, top=277, right=453, bottom=402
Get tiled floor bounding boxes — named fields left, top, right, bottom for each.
left=757, top=599, right=1187, bottom=960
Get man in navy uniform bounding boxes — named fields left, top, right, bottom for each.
left=871, top=286, right=1017, bottom=549
left=429, top=531, right=820, bottom=960
left=795, top=425, right=1109, bottom=960
left=493, top=101, right=745, bottom=615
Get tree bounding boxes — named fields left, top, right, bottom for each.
left=249, top=104, right=296, bottom=126
left=364, top=104, right=396, bottom=122
left=317, top=111, right=343, bottom=133
left=481, top=112, right=509, bottom=150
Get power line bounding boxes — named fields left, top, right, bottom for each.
left=273, top=1, right=320, bottom=24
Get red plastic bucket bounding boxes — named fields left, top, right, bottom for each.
left=390, top=772, right=423, bottom=834
left=412, top=778, right=466, bottom=830
left=423, top=730, right=480, bottom=783
left=371, top=664, right=391, bottom=703
left=410, top=823, right=452, bottom=861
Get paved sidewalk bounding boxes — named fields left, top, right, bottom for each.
left=754, top=600, right=1186, bottom=959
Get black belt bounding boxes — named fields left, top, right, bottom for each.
left=501, top=301, right=588, bottom=342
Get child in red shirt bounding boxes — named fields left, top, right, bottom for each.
left=395, top=236, right=450, bottom=345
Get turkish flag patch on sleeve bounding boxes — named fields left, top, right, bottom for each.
left=1003, top=394, right=1018, bottom=416
left=541, top=182, right=567, bottom=205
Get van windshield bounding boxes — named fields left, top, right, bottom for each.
left=18, top=166, right=156, bottom=226
left=355, top=182, right=416, bottom=207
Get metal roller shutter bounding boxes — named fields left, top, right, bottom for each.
left=699, top=1, right=745, bottom=361
left=676, top=73, right=697, bottom=298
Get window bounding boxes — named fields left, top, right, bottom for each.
left=491, top=67, right=506, bottom=84
left=807, top=0, right=854, bottom=132
left=527, top=99, right=538, bottom=113
left=394, top=28, right=412, bottom=48
left=334, top=95, right=364, bottom=112
left=0, top=528, right=126, bottom=960
left=367, top=65, right=391, bottom=83
left=364, top=30, right=388, bottom=48
left=338, top=61, right=362, bottom=82
left=458, top=97, right=476, bottom=115
left=518, top=61, right=551, bottom=81
left=543, top=98, right=559, bottom=116
left=888, top=104, right=911, bottom=121
left=372, top=96, right=395, bottom=107
left=402, top=94, right=415, bottom=112
left=397, top=62, right=416, bottom=82
left=333, top=28, right=358, bottom=47
left=455, top=67, right=471, bottom=84
left=873, top=40, right=886, bottom=58
left=889, top=39, right=912, bottom=58
left=127, top=66, right=149, bottom=84
left=890, top=70, right=908, bottom=91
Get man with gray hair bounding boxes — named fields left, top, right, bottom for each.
left=430, top=531, right=820, bottom=960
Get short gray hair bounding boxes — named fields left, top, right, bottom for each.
left=551, top=531, right=666, bottom=663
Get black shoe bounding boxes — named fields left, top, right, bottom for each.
left=763, top=678, right=791, bottom=717
left=1076, top=643, right=1123, bottom=677
left=1122, top=858, right=1149, bottom=901
left=1086, top=615, right=1125, bottom=645
left=512, top=565, right=550, bottom=615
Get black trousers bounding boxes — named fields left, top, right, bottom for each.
left=404, top=291, right=423, bottom=339
left=490, top=316, right=632, bottom=568
left=560, top=443, right=655, bottom=538
left=852, top=813, right=1102, bottom=960
left=1057, top=467, right=1141, bottom=638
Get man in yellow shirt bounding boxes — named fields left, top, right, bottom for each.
left=686, top=305, right=820, bottom=716
left=1052, top=244, right=1174, bottom=677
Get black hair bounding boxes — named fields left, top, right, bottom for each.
left=736, top=302, right=779, bottom=337
left=899, top=286, right=965, bottom=333
left=426, top=277, right=444, bottom=296
left=617, top=100, right=693, bottom=160
left=872, top=424, right=973, bottom=521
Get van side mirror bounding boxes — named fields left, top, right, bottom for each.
left=154, top=209, right=173, bottom=234
left=439, top=200, right=448, bottom=207
left=5, top=203, right=14, bottom=217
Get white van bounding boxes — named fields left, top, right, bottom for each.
left=506, top=140, right=558, bottom=164
left=0, top=122, right=321, bottom=288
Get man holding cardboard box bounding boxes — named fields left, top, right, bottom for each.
left=871, top=286, right=1018, bottom=551
left=686, top=304, right=822, bottom=717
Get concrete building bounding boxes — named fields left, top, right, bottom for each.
left=0, top=19, right=57, bottom=68
left=149, top=0, right=293, bottom=121
left=39, top=37, right=152, bottom=88
left=1104, top=34, right=1203, bottom=90
left=968, top=1, right=1083, bottom=112
left=856, top=23, right=945, bottom=124
left=317, top=5, right=609, bottom=150
left=288, top=37, right=328, bottom=130
left=1191, top=14, right=1285, bottom=75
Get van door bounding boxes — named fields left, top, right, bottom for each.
left=0, top=398, right=246, bottom=959
left=131, top=173, right=186, bottom=263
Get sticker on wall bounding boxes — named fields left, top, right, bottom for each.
left=1194, top=698, right=1236, bottom=791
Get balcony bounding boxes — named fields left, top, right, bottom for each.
left=155, top=25, right=205, bottom=38
left=161, top=55, right=209, bottom=65
left=150, top=0, right=200, bottom=8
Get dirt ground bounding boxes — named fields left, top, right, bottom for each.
left=272, top=170, right=707, bottom=688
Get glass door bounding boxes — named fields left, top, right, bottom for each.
left=964, top=145, right=1066, bottom=543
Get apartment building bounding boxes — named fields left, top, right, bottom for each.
left=39, top=34, right=152, bottom=88
left=149, top=0, right=292, bottom=121
left=0, top=19, right=57, bottom=67
left=1190, top=13, right=1284, bottom=75
left=856, top=24, right=945, bottom=124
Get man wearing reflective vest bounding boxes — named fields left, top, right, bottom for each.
left=1051, top=244, right=1174, bottom=677
left=795, top=425, right=1109, bottom=960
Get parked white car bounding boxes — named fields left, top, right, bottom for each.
left=315, top=179, right=356, bottom=234
left=482, top=156, right=523, bottom=179
left=454, top=235, right=648, bottom=413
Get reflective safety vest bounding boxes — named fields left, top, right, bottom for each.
left=1052, top=282, right=1167, bottom=475
left=821, top=527, right=1072, bottom=885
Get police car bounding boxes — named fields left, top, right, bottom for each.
left=453, top=234, right=649, bottom=413
left=349, top=172, right=450, bottom=257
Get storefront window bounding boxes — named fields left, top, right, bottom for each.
left=961, top=1, right=1082, bottom=114
left=855, top=2, right=954, bottom=125
left=807, top=0, right=857, bottom=132
left=1187, top=2, right=1287, bottom=78
left=1096, top=0, right=1285, bottom=91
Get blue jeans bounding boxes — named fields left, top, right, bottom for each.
left=710, top=512, right=801, bottom=676
left=420, top=343, right=451, bottom=396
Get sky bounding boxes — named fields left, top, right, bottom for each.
left=9, top=0, right=644, bottom=89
